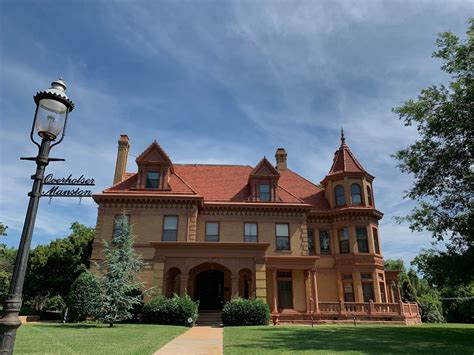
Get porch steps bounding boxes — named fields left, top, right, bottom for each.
left=197, top=311, right=222, bottom=327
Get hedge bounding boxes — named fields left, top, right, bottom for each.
left=221, top=298, right=270, bottom=326
left=141, top=294, right=199, bottom=327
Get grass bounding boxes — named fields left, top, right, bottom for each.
left=14, top=323, right=187, bottom=355
left=224, top=323, right=474, bottom=354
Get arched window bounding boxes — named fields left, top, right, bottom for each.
left=351, top=183, right=362, bottom=205
left=366, top=186, right=373, bottom=206
left=335, top=185, right=346, bottom=206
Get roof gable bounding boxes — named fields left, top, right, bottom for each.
left=136, top=140, right=174, bottom=171
left=250, top=157, right=280, bottom=177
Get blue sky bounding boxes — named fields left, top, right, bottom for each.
left=0, top=0, right=472, bottom=265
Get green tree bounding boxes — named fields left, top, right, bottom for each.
left=23, top=222, right=95, bottom=305
left=0, top=223, right=7, bottom=237
left=94, top=215, right=143, bottom=327
left=392, top=19, right=473, bottom=249
left=66, top=271, right=101, bottom=322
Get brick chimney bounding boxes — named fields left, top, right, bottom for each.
left=113, top=135, right=130, bottom=185
left=275, top=148, right=287, bottom=171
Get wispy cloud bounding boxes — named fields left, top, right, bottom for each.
left=1, top=0, right=471, bottom=264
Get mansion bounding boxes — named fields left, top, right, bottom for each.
left=91, top=133, right=421, bottom=324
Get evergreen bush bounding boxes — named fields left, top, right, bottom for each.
left=221, top=298, right=270, bottom=326
left=141, top=294, right=198, bottom=327
left=66, top=271, right=101, bottom=322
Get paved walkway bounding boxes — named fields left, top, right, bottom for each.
left=154, top=326, right=223, bottom=355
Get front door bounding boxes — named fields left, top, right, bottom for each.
left=196, top=269, right=224, bottom=310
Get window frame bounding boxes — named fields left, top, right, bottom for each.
left=372, top=227, right=381, bottom=254
left=338, top=227, right=350, bottom=254
left=275, top=223, right=290, bottom=251
left=259, top=183, right=271, bottom=201
left=343, top=282, right=355, bottom=302
left=244, top=222, right=258, bottom=242
left=145, top=170, right=161, bottom=189
left=205, top=221, right=220, bottom=242
left=356, top=227, right=369, bottom=253
left=350, top=183, right=362, bottom=205
left=162, top=215, right=179, bottom=241
left=362, top=282, right=375, bottom=302
left=366, top=186, right=373, bottom=206
left=319, top=230, right=331, bottom=255
left=334, top=185, right=346, bottom=206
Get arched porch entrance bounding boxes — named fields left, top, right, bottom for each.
left=189, top=263, right=231, bottom=310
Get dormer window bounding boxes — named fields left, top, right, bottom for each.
left=367, top=186, right=373, bottom=206
left=335, top=185, right=346, bottom=206
left=146, top=171, right=160, bottom=188
left=259, top=184, right=271, bottom=201
left=350, top=183, right=362, bottom=205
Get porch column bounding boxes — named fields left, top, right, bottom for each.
left=395, top=280, right=401, bottom=301
left=180, top=275, right=189, bottom=296
left=231, top=274, right=239, bottom=299
left=304, top=270, right=311, bottom=313
left=310, top=268, right=319, bottom=312
left=271, top=268, right=278, bottom=313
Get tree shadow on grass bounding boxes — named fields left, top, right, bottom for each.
left=227, top=325, right=474, bottom=354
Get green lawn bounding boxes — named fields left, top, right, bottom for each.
left=15, top=323, right=187, bottom=354
left=224, top=323, right=474, bottom=354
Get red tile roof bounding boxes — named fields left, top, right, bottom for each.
left=327, top=132, right=366, bottom=176
left=104, top=163, right=329, bottom=210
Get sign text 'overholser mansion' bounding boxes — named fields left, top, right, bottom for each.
left=91, top=132, right=421, bottom=324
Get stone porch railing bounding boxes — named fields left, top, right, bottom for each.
left=273, top=300, right=421, bottom=325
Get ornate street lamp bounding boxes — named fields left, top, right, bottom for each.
left=0, top=79, right=74, bottom=354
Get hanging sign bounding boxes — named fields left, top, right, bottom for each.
left=41, top=174, right=95, bottom=199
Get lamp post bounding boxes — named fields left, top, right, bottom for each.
left=0, top=79, right=74, bottom=354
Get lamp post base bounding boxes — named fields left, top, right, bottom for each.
left=0, top=297, right=22, bottom=355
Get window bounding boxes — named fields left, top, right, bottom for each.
left=335, top=185, right=346, bottom=206
left=362, top=283, right=374, bottom=302
left=277, top=271, right=293, bottom=309
left=367, top=186, right=373, bottom=206
left=361, top=273, right=373, bottom=280
left=259, top=184, right=271, bottom=201
left=307, top=229, right=315, bottom=255
left=276, top=223, right=290, bottom=250
left=344, top=283, right=355, bottom=302
left=319, top=230, right=331, bottom=255
left=162, top=216, right=178, bottom=241
left=244, top=223, right=258, bottom=242
left=146, top=171, right=160, bottom=188
left=113, top=215, right=130, bottom=239
left=372, top=227, right=380, bottom=254
left=356, top=227, right=369, bottom=253
left=342, top=274, right=353, bottom=280
left=338, top=228, right=350, bottom=254
left=351, top=183, right=362, bottom=205
left=380, top=282, right=387, bottom=303
left=205, top=222, right=219, bottom=241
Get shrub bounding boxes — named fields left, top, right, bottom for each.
left=221, top=298, right=270, bottom=326
left=141, top=294, right=198, bottom=327
left=66, top=271, right=101, bottom=322
left=45, top=295, right=66, bottom=311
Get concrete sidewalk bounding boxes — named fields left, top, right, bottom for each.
left=154, top=326, right=223, bottom=355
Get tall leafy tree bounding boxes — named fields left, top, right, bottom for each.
left=392, top=20, right=473, bottom=322
left=24, top=222, right=95, bottom=304
left=393, top=19, right=473, bottom=249
left=94, top=215, right=143, bottom=327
